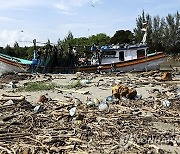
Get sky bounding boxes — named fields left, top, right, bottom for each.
left=0, top=0, right=179, bottom=47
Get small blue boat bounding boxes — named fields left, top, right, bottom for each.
left=0, top=53, right=32, bottom=74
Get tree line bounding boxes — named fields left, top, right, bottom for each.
left=0, top=11, right=179, bottom=61
left=134, top=11, right=180, bottom=55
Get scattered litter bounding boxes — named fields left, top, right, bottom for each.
left=112, top=84, right=137, bottom=99
left=3, top=99, right=14, bottom=106
left=86, top=100, right=95, bottom=107
left=99, top=102, right=108, bottom=111
left=80, top=79, right=90, bottom=86
left=74, top=98, right=82, bottom=106
left=93, top=98, right=100, bottom=106
left=135, top=94, right=142, bottom=100
left=106, top=95, right=114, bottom=103
left=6, top=81, right=17, bottom=88
left=161, top=72, right=172, bottom=81
left=162, top=99, right=171, bottom=107
left=0, top=94, right=25, bottom=101
left=34, top=105, right=42, bottom=113
left=38, top=95, right=48, bottom=103
left=0, top=71, right=179, bottom=153
left=69, top=107, right=76, bottom=116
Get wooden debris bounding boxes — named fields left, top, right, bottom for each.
left=55, top=88, right=90, bottom=95
left=50, top=145, right=74, bottom=152
left=112, top=84, right=137, bottom=99
left=38, top=95, right=48, bottom=103
left=0, top=94, right=25, bottom=101
left=0, top=71, right=179, bottom=153
left=161, top=72, right=172, bottom=81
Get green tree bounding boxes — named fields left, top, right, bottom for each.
left=25, top=47, right=34, bottom=60
left=64, top=30, right=74, bottom=42
left=89, top=33, right=110, bottom=46
left=110, top=30, right=134, bottom=44
left=4, top=45, right=15, bottom=56
left=150, top=16, right=165, bottom=52
left=134, top=11, right=180, bottom=55
left=57, top=32, right=110, bottom=59
left=163, top=12, right=180, bottom=55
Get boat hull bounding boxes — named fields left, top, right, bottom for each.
left=52, top=52, right=166, bottom=73
left=0, top=56, right=29, bottom=74
left=0, top=52, right=166, bottom=74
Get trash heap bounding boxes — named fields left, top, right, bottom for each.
left=0, top=71, right=179, bottom=153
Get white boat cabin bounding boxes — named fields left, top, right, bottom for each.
left=91, top=44, right=148, bottom=65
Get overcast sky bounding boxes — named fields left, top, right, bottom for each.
left=0, top=0, right=179, bottom=47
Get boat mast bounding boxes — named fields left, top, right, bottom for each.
left=141, top=22, right=148, bottom=45
left=141, top=21, right=149, bottom=71
left=33, top=39, right=36, bottom=50
left=33, top=39, right=36, bottom=59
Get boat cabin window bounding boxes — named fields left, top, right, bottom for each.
left=119, top=52, right=124, bottom=61
left=102, top=50, right=116, bottom=57
left=137, top=49, right=145, bottom=58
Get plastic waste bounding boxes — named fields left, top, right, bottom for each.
left=76, top=120, right=82, bottom=125
left=3, top=100, right=14, bottom=106
left=74, top=98, right=82, bottom=106
left=80, top=79, right=89, bottom=86
left=76, top=72, right=82, bottom=77
left=162, top=99, right=171, bottom=107
left=93, top=98, right=100, bottom=106
left=106, top=96, right=114, bottom=104
left=86, top=101, right=95, bottom=107
left=134, top=94, right=142, bottom=100
left=6, top=81, right=16, bottom=88
left=99, top=102, right=108, bottom=111
left=69, top=107, right=76, bottom=116
left=34, top=105, right=42, bottom=113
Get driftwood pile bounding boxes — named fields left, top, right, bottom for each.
left=0, top=71, right=179, bottom=153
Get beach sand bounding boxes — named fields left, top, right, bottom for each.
left=0, top=71, right=179, bottom=153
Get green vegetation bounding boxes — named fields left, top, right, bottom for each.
left=18, top=82, right=56, bottom=92
left=65, top=80, right=82, bottom=89
left=110, top=30, right=134, bottom=45
left=134, top=11, right=180, bottom=55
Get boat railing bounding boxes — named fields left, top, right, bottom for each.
left=0, top=53, right=21, bottom=63
left=147, top=52, right=158, bottom=57
left=0, top=53, right=32, bottom=64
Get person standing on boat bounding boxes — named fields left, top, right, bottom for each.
left=31, top=50, right=38, bottom=73
left=97, top=49, right=102, bottom=65
left=36, top=48, right=42, bottom=66
left=90, top=44, right=102, bottom=65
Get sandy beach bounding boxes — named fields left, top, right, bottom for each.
left=0, top=71, right=179, bottom=153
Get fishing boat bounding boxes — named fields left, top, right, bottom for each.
left=0, top=53, right=32, bottom=74
left=0, top=46, right=166, bottom=74
left=0, top=24, right=166, bottom=74
left=80, top=48, right=165, bottom=73
left=51, top=49, right=166, bottom=73
left=51, top=25, right=166, bottom=73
